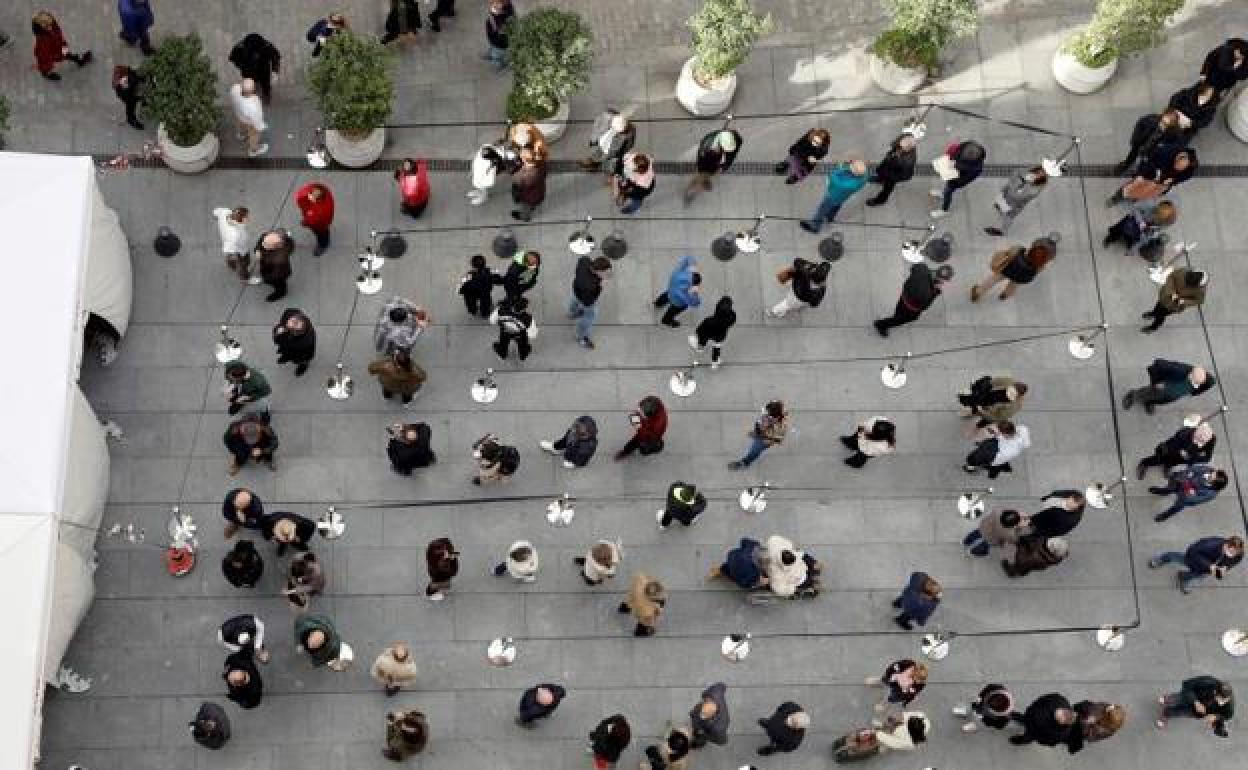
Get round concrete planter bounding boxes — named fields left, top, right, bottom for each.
left=1228, top=87, right=1248, bottom=142
left=869, top=53, right=926, bottom=95
left=325, top=127, right=386, bottom=168
left=676, top=57, right=737, bottom=116
left=1051, top=46, right=1118, bottom=94
left=157, top=126, right=219, bottom=174
left=532, top=101, right=571, bottom=143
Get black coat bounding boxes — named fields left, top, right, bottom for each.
left=791, top=258, right=828, bottom=306
left=222, top=489, right=265, bottom=528
left=1028, top=505, right=1082, bottom=538
left=1128, top=113, right=1184, bottom=157
left=190, top=701, right=231, bottom=749
left=875, top=139, right=917, bottom=183
left=389, top=424, right=436, bottom=474
left=499, top=260, right=538, bottom=299
left=1000, top=247, right=1040, bottom=284
left=589, top=714, right=631, bottom=761
left=219, top=614, right=261, bottom=651
left=518, top=684, right=566, bottom=721
left=223, top=652, right=263, bottom=709
left=113, top=69, right=143, bottom=108
left=272, top=308, right=316, bottom=362
left=949, top=141, right=986, bottom=187
left=1167, top=84, right=1221, bottom=133
left=1018, top=693, right=1083, bottom=753
left=1154, top=426, right=1216, bottom=467
left=695, top=299, right=736, bottom=343
left=261, top=512, right=317, bottom=548
left=900, top=263, right=940, bottom=312
left=761, top=702, right=806, bottom=752
left=255, top=233, right=294, bottom=282
left=1201, top=39, right=1248, bottom=91
left=1138, top=144, right=1198, bottom=188
left=459, top=264, right=496, bottom=299
left=572, top=257, right=604, bottom=306
left=228, top=34, right=281, bottom=81
left=786, top=132, right=830, bottom=173
left=695, top=130, right=742, bottom=173
left=222, top=540, right=264, bottom=587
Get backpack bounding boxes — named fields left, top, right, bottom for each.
left=499, top=445, right=521, bottom=475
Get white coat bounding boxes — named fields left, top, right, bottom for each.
left=213, top=208, right=250, bottom=255
left=762, top=534, right=807, bottom=598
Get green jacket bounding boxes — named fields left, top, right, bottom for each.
left=294, top=614, right=341, bottom=666
left=230, top=363, right=272, bottom=402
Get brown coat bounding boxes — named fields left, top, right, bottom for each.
left=627, top=573, right=666, bottom=629
left=367, top=358, right=426, bottom=395
left=1159, top=267, right=1206, bottom=313
left=980, top=377, right=1024, bottom=423
left=385, top=710, right=428, bottom=758
left=255, top=233, right=293, bottom=282
left=511, top=160, right=548, bottom=206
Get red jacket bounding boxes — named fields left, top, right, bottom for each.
left=634, top=403, right=668, bottom=442
left=396, top=160, right=430, bottom=207
left=295, top=183, right=335, bottom=230
left=33, top=20, right=67, bottom=74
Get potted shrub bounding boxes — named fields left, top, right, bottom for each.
left=505, top=8, right=594, bottom=142
left=307, top=32, right=395, bottom=167
left=677, top=0, right=773, bottom=116
left=869, top=0, right=979, bottom=95
left=138, top=35, right=222, bottom=173
left=1053, top=0, right=1186, bottom=93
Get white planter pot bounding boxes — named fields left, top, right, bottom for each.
left=157, top=125, right=219, bottom=174
left=325, top=127, right=386, bottom=168
left=532, top=101, right=570, bottom=143
left=868, top=53, right=926, bottom=95
left=1228, top=87, right=1248, bottom=142
left=676, top=57, right=737, bottom=116
left=1051, top=46, right=1118, bottom=94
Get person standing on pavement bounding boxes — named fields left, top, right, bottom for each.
left=1200, top=38, right=1248, bottom=94
left=117, top=0, right=155, bottom=55
left=213, top=206, right=251, bottom=281
left=381, top=0, right=421, bottom=44
left=1167, top=82, right=1221, bottom=137
left=1122, top=359, right=1216, bottom=414
left=984, top=167, right=1048, bottom=236
left=1103, top=199, right=1177, bottom=258
left=728, top=400, right=789, bottom=470
left=229, top=33, right=281, bottom=103
left=516, top=684, right=567, bottom=726
left=223, top=360, right=271, bottom=418
left=540, top=416, right=599, bottom=469
left=689, top=296, right=736, bottom=370
left=840, top=415, right=896, bottom=468
left=954, top=683, right=1014, bottom=733
left=656, top=481, right=707, bottom=529
left=189, top=702, right=231, bottom=750
left=228, top=78, right=269, bottom=158
left=459, top=254, right=496, bottom=319
left=1114, top=109, right=1184, bottom=175
left=223, top=415, right=278, bottom=475
left=112, top=65, right=144, bottom=131
left=387, top=422, right=436, bottom=476
left=510, top=147, right=547, bottom=222
left=612, top=152, right=656, bottom=214
left=272, top=308, right=316, bottom=376
left=395, top=158, right=431, bottom=218
left=483, top=0, right=515, bottom=70
left=491, top=296, right=536, bottom=361
left=653, top=256, right=701, bottom=327
left=710, top=537, right=767, bottom=590
left=222, top=487, right=264, bottom=538
left=756, top=702, right=809, bottom=756
left=370, top=642, right=418, bottom=696
left=618, top=573, right=666, bottom=637
left=874, top=263, right=952, bottom=336
left=963, top=420, right=1031, bottom=478
left=1010, top=693, right=1084, bottom=753
left=1157, top=676, right=1234, bottom=736
left=1109, top=145, right=1198, bottom=206
left=774, top=128, right=830, bottom=185
left=283, top=551, right=325, bottom=609
left=575, top=540, right=621, bottom=586
left=295, top=613, right=349, bottom=670
left=1148, top=464, right=1228, bottom=522
left=962, top=508, right=1025, bottom=557
left=499, top=249, right=540, bottom=302
left=930, top=140, right=985, bottom=218
left=1141, top=267, right=1207, bottom=333
left=1001, top=536, right=1069, bottom=577
left=615, top=396, right=668, bottom=460
left=382, top=709, right=428, bottom=761
left=374, top=297, right=430, bottom=356
left=32, top=12, right=91, bottom=81
left=685, top=128, right=743, bottom=203
left=427, top=0, right=456, bottom=31
left=767, top=258, right=829, bottom=319
left=467, top=143, right=506, bottom=205
left=223, top=651, right=263, bottom=709
left=221, top=539, right=264, bottom=588
left=1137, top=421, right=1216, bottom=479
left=970, top=235, right=1058, bottom=302
left=255, top=229, right=294, bottom=302
left=262, top=511, right=317, bottom=555
left=892, top=571, right=941, bottom=630
left=218, top=613, right=271, bottom=662
left=580, top=110, right=636, bottom=172
left=641, top=726, right=692, bottom=770
left=568, top=256, right=612, bottom=349
left=588, top=714, right=631, bottom=768
left=367, top=349, right=426, bottom=405
left=1150, top=534, right=1243, bottom=594
left=425, top=537, right=459, bottom=600
left=689, top=682, right=729, bottom=749
left=471, top=433, right=519, bottom=485
left=799, top=159, right=868, bottom=233
left=1031, top=489, right=1086, bottom=538
left=865, top=659, right=928, bottom=713
left=306, top=12, right=347, bottom=57
left=492, top=540, right=539, bottom=582
left=958, top=375, right=1028, bottom=429
left=865, top=133, right=918, bottom=206
left=295, top=182, right=334, bottom=256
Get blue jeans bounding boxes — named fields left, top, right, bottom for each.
left=1153, top=550, right=1199, bottom=590
left=619, top=198, right=642, bottom=215
left=485, top=45, right=509, bottom=68
left=962, top=529, right=990, bottom=556
left=567, top=296, right=597, bottom=341
left=803, top=198, right=843, bottom=232
left=739, top=436, right=769, bottom=467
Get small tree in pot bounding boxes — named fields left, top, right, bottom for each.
left=1055, top=0, right=1185, bottom=92
left=870, top=0, right=978, bottom=92
left=308, top=32, right=395, bottom=165
left=505, top=7, right=594, bottom=138
left=139, top=35, right=222, bottom=170
left=678, top=0, right=772, bottom=115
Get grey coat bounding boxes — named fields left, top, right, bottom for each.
left=690, top=681, right=730, bottom=746
left=977, top=510, right=1023, bottom=547
left=998, top=171, right=1045, bottom=212
left=588, top=110, right=636, bottom=163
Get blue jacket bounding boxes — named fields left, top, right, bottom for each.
left=665, top=256, right=701, bottom=309
left=1170, top=465, right=1221, bottom=506
left=118, top=0, right=154, bottom=35
left=821, top=163, right=867, bottom=205
left=723, top=538, right=763, bottom=589
left=899, top=571, right=939, bottom=625
left=1185, top=537, right=1241, bottom=574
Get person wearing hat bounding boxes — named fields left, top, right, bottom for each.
left=767, top=258, right=830, bottom=319
left=1148, top=464, right=1229, bottom=522
left=223, top=360, right=271, bottom=418
left=223, top=414, right=278, bottom=475
left=757, top=702, right=809, bottom=755
left=272, top=307, right=316, bottom=377
left=616, top=396, right=668, bottom=460
left=516, top=683, right=567, bottom=726
left=657, top=481, right=707, bottom=529
left=798, top=159, right=868, bottom=233
left=254, top=229, right=294, bottom=302
left=261, top=511, right=317, bottom=555
left=222, top=487, right=265, bottom=538
left=382, top=708, right=428, bottom=761
left=685, top=128, right=743, bottom=203
left=221, top=539, right=264, bottom=588
left=1002, top=535, right=1069, bottom=577
left=641, top=725, right=693, bottom=770
left=1122, top=359, right=1216, bottom=414
left=218, top=613, right=271, bottom=663
left=1142, top=267, right=1208, bottom=332
left=223, top=651, right=263, bottom=709
left=984, top=166, right=1048, bottom=236
left=294, top=612, right=346, bottom=668
left=874, top=263, right=952, bottom=336
left=189, top=701, right=231, bottom=749
left=865, top=133, right=918, bottom=206
left=1137, top=420, right=1217, bottom=479
left=689, top=296, right=736, bottom=370
left=618, top=573, right=666, bottom=636
left=371, top=642, right=419, bottom=696
left=970, top=234, right=1059, bottom=302
left=653, top=256, right=702, bottom=328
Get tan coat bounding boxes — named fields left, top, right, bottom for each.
left=367, top=358, right=427, bottom=396
left=1159, top=267, right=1206, bottom=313
left=627, top=572, right=666, bottom=629
left=981, top=377, right=1023, bottom=423
left=581, top=540, right=620, bottom=583
left=371, top=647, right=419, bottom=687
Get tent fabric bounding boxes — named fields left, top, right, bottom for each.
left=85, top=183, right=133, bottom=337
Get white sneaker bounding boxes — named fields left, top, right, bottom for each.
left=427, top=592, right=445, bottom=602
left=952, top=705, right=969, bottom=717
left=248, top=143, right=270, bottom=157
left=929, top=188, right=943, bottom=198
left=562, top=460, right=576, bottom=469
left=687, top=335, right=704, bottom=352
left=539, top=440, right=556, bottom=453
left=961, top=722, right=979, bottom=733
left=711, top=360, right=720, bottom=370
left=929, top=209, right=948, bottom=219
left=655, top=510, right=668, bottom=529
left=864, top=676, right=881, bottom=686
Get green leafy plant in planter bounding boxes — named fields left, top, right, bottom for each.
left=688, top=0, right=773, bottom=86
left=307, top=32, right=396, bottom=138
left=1063, top=0, right=1187, bottom=68
left=505, top=8, right=594, bottom=122
left=871, top=0, right=978, bottom=72
left=138, top=35, right=221, bottom=147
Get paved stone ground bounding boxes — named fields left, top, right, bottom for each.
left=11, top=1, right=1248, bottom=769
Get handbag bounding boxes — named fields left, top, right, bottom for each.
left=989, top=248, right=1015, bottom=274
left=776, top=266, right=795, bottom=284
left=932, top=154, right=958, bottom=181
left=1122, top=177, right=1167, bottom=201
left=526, top=319, right=539, bottom=340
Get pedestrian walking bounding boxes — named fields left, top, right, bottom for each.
left=1157, top=676, right=1234, bottom=736
left=688, top=296, right=735, bottom=369
left=306, top=12, right=347, bottom=57
left=580, top=110, right=636, bottom=172
left=222, top=539, right=264, bottom=588
left=228, top=78, right=269, bottom=157
left=490, top=296, right=536, bottom=360
left=618, top=573, right=666, bottom=637
left=1148, top=534, right=1243, bottom=594
left=427, top=0, right=456, bottom=31
left=483, top=0, right=515, bottom=70
left=223, top=414, right=278, bottom=475
left=223, top=360, right=271, bottom=418
left=374, top=296, right=429, bottom=356
left=953, top=683, right=1014, bottom=733
left=984, top=167, right=1048, bottom=236
left=1122, top=359, right=1216, bottom=414
left=540, top=416, right=599, bottom=468
left=117, top=0, right=155, bottom=55
left=963, top=420, right=1031, bottom=478
left=425, top=537, right=459, bottom=600
left=218, top=613, right=271, bottom=662
left=222, top=487, right=264, bottom=538
left=499, top=249, right=540, bottom=302
left=112, top=65, right=144, bottom=130
left=283, top=551, right=324, bottom=609
left=395, top=158, right=430, bottom=218
left=970, top=234, right=1058, bottom=302
left=892, top=571, right=941, bottom=630
left=516, top=684, right=566, bottom=726
left=381, top=0, right=421, bottom=44
left=1103, top=199, right=1177, bottom=259
left=1148, top=464, right=1228, bottom=522
left=841, top=416, right=896, bottom=468
left=689, top=682, right=729, bottom=749
left=756, top=702, right=809, bottom=756
left=223, top=651, right=263, bottom=709
left=371, top=642, right=418, bottom=696
left=472, top=433, right=519, bottom=485
left=684, top=128, right=743, bottom=203
left=957, top=377, right=1027, bottom=433
left=1114, top=110, right=1184, bottom=175
left=1002, top=535, right=1069, bottom=577
left=575, top=540, right=621, bottom=586
left=1010, top=693, right=1084, bottom=754
left=508, top=121, right=548, bottom=162
left=1141, top=267, right=1207, bottom=333
left=774, top=128, right=830, bottom=184
left=616, top=396, right=668, bottom=460
left=1075, top=701, right=1125, bottom=743
left=228, top=33, right=281, bottom=103
left=295, top=182, right=334, bottom=256
left=612, top=152, right=656, bottom=214
left=367, top=349, right=426, bottom=405
left=728, top=400, right=789, bottom=470
left=294, top=613, right=348, bottom=670
left=761, top=533, right=808, bottom=598
left=1200, top=38, right=1248, bottom=94
left=458, top=254, right=496, bottom=319
left=213, top=206, right=251, bottom=281
left=1108, top=145, right=1197, bottom=206
left=382, top=709, right=428, bottom=761
left=865, top=133, right=917, bottom=206
left=509, top=148, right=547, bottom=222
left=656, top=481, right=707, bottom=529
left=387, top=422, right=436, bottom=475
left=272, top=308, right=316, bottom=376
left=653, top=256, right=701, bottom=327
left=1137, top=421, right=1216, bottom=478
left=262, top=511, right=316, bottom=555
left=641, top=726, right=692, bottom=770
left=467, top=143, right=506, bottom=205
left=492, top=540, right=539, bottom=582
left=32, top=12, right=91, bottom=82
left=865, top=659, right=928, bottom=713
left=873, top=263, right=952, bottom=336
left=798, top=159, right=868, bottom=233
left=710, top=537, right=766, bottom=590
left=189, top=702, right=230, bottom=750
left=962, top=508, right=1025, bottom=557
left=254, top=229, right=294, bottom=302
left=1167, top=82, right=1221, bottom=137
left=767, top=258, right=830, bottom=318
left=865, top=712, right=930, bottom=756
left=568, top=256, right=612, bottom=349
left=588, top=714, right=631, bottom=768
left=930, top=140, right=985, bottom=218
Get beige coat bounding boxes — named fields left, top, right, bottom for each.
left=627, top=572, right=666, bottom=628
left=582, top=540, right=620, bottom=583
left=762, top=534, right=808, bottom=598
left=504, top=540, right=539, bottom=581
left=856, top=416, right=896, bottom=457
left=371, top=648, right=419, bottom=687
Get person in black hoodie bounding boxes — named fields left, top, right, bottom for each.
left=491, top=296, right=535, bottom=360
left=540, top=416, right=598, bottom=468
left=499, top=250, right=540, bottom=302
left=459, top=254, right=496, bottom=318
left=387, top=422, right=436, bottom=475
left=588, top=713, right=631, bottom=767
left=1010, top=692, right=1084, bottom=754
left=112, top=65, right=144, bottom=130
left=685, top=128, right=743, bottom=203
left=866, top=133, right=918, bottom=206
left=189, top=701, right=231, bottom=749
left=568, top=256, right=612, bottom=349
left=874, top=263, right=953, bottom=336
left=272, top=307, right=316, bottom=376
left=689, top=296, right=736, bottom=369
left=1200, top=38, right=1248, bottom=93
left=228, top=33, right=281, bottom=103
left=221, top=539, right=264, bottom=588
left=1137, top=421, right=1216, bottom=479
left=1114, top=109, right=1185, bottom=175
left=767, top=258, right=830, bottom=319
left=1167, top=82, right=1221, bottom=137
left=757, top=702, right=809, bottom=755
left=774, top=128, right=830, bottom=184
left=223, top=651, right=263, bottom=709
left=931, top=140, right=985, bottom=218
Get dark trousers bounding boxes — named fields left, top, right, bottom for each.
left=120, top=95, right=142, bottom=128
left=876, top=298, right=922, bottom=331
left=1142, top=302, right=1172, bottom=331
left=305, top=225, right=330, bottom=249
left=1126, top=384, right=1168, bottom=410
left=941, top=178, right=972, bottom=211
left=463, top=291, right=493, bottom=318
left=382, top=388, right=414, bottom=404
left=120, top=26, right=153, bottom=54
left=264, top=278, right=287, bottom=301
left=429, top=0, right=456, bottom=23
left=276, top=345, right=315, bottom=365
left=694, top=329, right=724, bottom=363
left=653, top=292, right=687, bottom=325
left=401, top=201, right=427, bottom=218
left=494, top=331, right=530, bottom=360
left=866, top=178, right=896, bottom=205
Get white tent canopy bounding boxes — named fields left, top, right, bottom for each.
left=0, top=152, right=130, bottom=768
